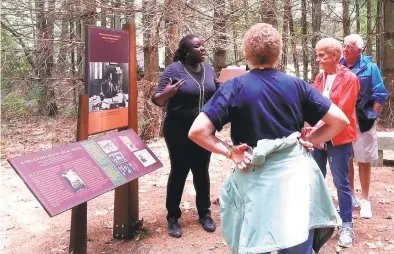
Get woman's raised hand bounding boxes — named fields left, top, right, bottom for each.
left=163, top=78, right=184, bottom=97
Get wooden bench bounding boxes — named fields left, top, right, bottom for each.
left=372, top=132, right=394, bottom=167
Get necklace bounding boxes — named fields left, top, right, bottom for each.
left=179, top=61, right=206, bottom=111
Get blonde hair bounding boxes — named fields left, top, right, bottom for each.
left=243, top=23, right=282, bottom=66
left=315, top=37, right=343, bottom=60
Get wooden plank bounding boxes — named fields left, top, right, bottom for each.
left=113, top=21, right=141, bottom=239
left=69, top=94, right=89, bottom=254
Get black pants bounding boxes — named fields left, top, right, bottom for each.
left=163, top=114, right=211, bottom=220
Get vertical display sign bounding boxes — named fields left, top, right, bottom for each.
left=86, top=27, right=130, bottom=135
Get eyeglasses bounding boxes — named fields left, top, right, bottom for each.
left=343, top=44, right=357, bottom=50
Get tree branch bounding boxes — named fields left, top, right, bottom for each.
left=1, top=20, right=35, bottom=69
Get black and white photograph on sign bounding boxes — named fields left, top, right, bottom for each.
left=119, top=136, right=137, bottom=152
left=88, top=62, right=129, bottom=112
left=97, top=140, right=118, bottom=154
left=109, top=152, right=128, bottom=165
left=118, top=163, right=136, bottom=177
left=61, top=170, right=87, bottom=193
left=134, top=149, right=156, bottom=167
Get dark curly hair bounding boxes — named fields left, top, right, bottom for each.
left=173, top=34, right=199, bottom=62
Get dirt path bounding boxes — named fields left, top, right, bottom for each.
left=1, top=117, right=393, bottom=254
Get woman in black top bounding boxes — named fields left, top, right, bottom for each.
left=152, top=35, right=218, bottom=238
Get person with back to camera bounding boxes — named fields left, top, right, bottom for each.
left=188, top=23, right=348, bottom=254
left=151, top=35, right=219, bottom=238
left=311, top=37, right=360, bottom=248
left=340, top=34, right=388, bottom=219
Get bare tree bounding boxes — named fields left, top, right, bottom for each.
left=288, top=0, right=299, bottom=77
left=164, top=0, right=179, bottom=67
left=376, top=0, right=384, bottom=67
left=342, top=0, right=350, bottom=36
left=311, top=0, right=322, bottom=79
left=280, top=0, right=290, bottom=72
left=366, top=0, right=373, bottom=56
left=213, top=1, right=227, bottom=72
left=355, top=0, right=360, bottom=33
left=381, top=0, right=394, bottom=127
left=301, top=0, right=309, bottom=81
left=141, top=0, right=160, bottom=139
left=260, top=0, right=277, bottom=27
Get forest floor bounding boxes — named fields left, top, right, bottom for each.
left=1, top=116, right=394, bottom=254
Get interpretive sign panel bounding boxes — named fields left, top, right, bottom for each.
left=86, top=27, right=130, bottom=135
left=7, top=129, right=162, bottom=217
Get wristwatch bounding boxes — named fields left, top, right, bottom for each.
left=226, top=145, right=234, bottom=159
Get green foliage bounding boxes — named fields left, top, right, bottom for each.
left=1, top=29, right=32, bottom=95
left=1, top=93, right=37, bottom=119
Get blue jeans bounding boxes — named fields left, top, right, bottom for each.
left=261, top=230, right=314, bottom=254
left=312, top=141, right=353, bottom=223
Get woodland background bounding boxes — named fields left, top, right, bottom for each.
left=1, top=0, right=394, bottom=140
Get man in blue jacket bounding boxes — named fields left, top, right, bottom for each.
left=340, top=34, right=388, bottom=219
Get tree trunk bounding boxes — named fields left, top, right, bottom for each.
left=164, top=0, right=179, bottom=67
left=311, top=0, right=322, bottom=79
left=376, top=0, right=383, bottom=67
left=60, top=0, right=69, bottom=69
left=301, top=0, right=309, bottom=81
left=342, top=0, right=350, bottom=37
left=355, top=0, right=360, bottom=33
left=141, top=0, right=160, bottom=139
left=70, top=7, right=77, bottom=108
left=35, top=0, right=57, bottom=116
left=381, top=0, right=394, bottom=127
left=213, top=1, right=227, bottom=73
left=101, top=0, right=107, bottom=27
left=114, top=0, right=122, bottom=29
left=366, top=0, right=373, bottom=56
left=230, top=0, right=242, bottom=62
left=280, top=0, right=290, bottom=73
left=260, top=0, right=277, bottom=27
left=288, top=1, right=299, bottom=77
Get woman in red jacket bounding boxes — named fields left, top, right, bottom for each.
left=311, top=37, right=360, bottom=248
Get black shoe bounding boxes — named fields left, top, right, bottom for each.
left=199, top=215, right=216, bottom=232
left=167, top=217, right=182, bottom=238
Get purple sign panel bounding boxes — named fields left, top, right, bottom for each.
left=8, top=129, right=162, bottom=217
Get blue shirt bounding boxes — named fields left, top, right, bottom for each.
left=201, top=69, right=332, bottom=147
left=155, top=62, right=217, bottom=119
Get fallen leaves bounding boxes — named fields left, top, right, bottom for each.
left=366, top=241, right=384, bottom=249
left=384, top=245, right=394, bottom=251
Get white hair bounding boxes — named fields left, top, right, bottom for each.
left=344, top=34, right=364, bottom=49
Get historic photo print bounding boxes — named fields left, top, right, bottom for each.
left=117, top=163, right=136, bottom=177
left=119, top=135, right=137, bottom=152
left=97, top=140, right=118, bottom=154
left=134, top=149, right=156, bottom=167
left=109, top=152, right=128, bottom=165
left=61, top=170, right=87, bottom=193
left=88, top=62, right=129, bottom=112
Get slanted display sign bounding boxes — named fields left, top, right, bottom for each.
left=86, top=27, right=130, bottom=135
left=217, top=67, right=248, bottom=84
left=7, top=129, right=162, bottom=217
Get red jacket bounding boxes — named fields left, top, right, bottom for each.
left=313, top=65, right=360, bottom=146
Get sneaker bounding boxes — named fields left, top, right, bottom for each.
left=359, top=199, right=372, bottom=218
left=352, top=196, right=360, bottom=208
left=338, top=227, right=354, bottom=248
left=167, top=217, right=182, bottom=238
left=199, top=215, right=216, bottom=232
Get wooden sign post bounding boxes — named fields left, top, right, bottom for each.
left=112, top=22, right=141, bottom=240
left=69, top=95, right=89, bottom=254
